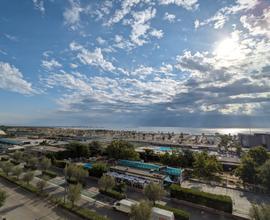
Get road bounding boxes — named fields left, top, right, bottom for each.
left=0, top=178, right=84, bottom=220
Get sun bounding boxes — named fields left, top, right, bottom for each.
left=214, top=37, right=239, bottom=59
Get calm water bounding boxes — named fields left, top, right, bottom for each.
left=73, top=126, right=270, bottom=135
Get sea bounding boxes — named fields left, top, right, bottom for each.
left=69, top=126, right=270, bottom=135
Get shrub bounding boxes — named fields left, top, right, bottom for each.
left=11, top=160, right=20, bottom=165
left=1, top=157, right=9, bottom=161
left=53, top=160, right=68, bottom=168
left=155, top=204, right=189, bottom=220
left=170, top=185, right=232, bottom=213
left=42, top=170, right=57, bottom=178
left=88, top=163, right=108, bottom=178
left=99, top=189, right=126, bottom=200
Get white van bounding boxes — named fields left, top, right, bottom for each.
left=151, top=207, right=175, bottom=220
left=113, top=199, right=138, bottom=214
left=113, top=199, right=175, bottom=220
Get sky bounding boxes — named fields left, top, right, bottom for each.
left=0, top=0, right=269, bottom=128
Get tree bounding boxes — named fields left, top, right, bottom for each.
left=182, top=149, right=195, bottom=167
left=258, top=160, right=270, bottom=191
left=12, top=166, right=23, bottom=180
left=247, top=146, right=269, bottom=166
left=22, top=171, right=34, bottom=185
left=27, top=156, right=38, bottom=169
left=64, top=164, right=88, bottom=184
left=88, top=141, right=103, bottom=156
left=0, top=190, right=7, bottom=207
left=249, top=204, right=270, bottom=220
left=67, top=183, right=82, bottom=207
left=144, top=182, right=165, bottom=204
left=36, top=180, right=47, bottom=193
left=88, top=162, right=108, bottom=177
left=98, top=175, right=115, bottom=191
left=13, top=150, right=23, bottom=161
left=130, top=200, right=152, bottom=220
left=235, top=156, right=258, bottom=184
left=40, top=157, right=51, bottom=171
left=106, top=140, right=139, bottom=160
left=67, top=142, right=90, bottom=158
left=1, top=161, right=12, bottom=176
left=73, top=166, right=88, bottom=183
left=193, top=152, right=222, bottom=178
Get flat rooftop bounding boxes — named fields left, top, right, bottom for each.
left=110, top=165, right=165, bottom=182
left=30, top=145, right=67, bottom=153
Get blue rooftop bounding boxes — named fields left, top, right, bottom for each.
left=118, top=160, right=181, bottom=176
left=83, top=163, right=92, bottom=169
left=0, top=138, right=22, bottom=145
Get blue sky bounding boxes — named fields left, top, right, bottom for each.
left=0, top=0, right=269, bottom=128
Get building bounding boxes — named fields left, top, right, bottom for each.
left=0, top=130, right=6, bottom=136
left=27, top=145, right=67, bottom=156
left=107, top=160, right=183, bottom=189
left=238, top=133, right=270, bottom=150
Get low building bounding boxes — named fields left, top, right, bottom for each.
left=238, top=133, right=270, bottom=150
left=27, top=145, right=67, bottom=156
left=107, top=160, right=183, bottom=189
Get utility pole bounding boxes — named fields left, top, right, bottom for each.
left=64, top=164, right=67, bottom=204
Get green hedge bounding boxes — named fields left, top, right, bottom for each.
left=170, top=184, right=232, bottom=213
left=42, top=170, right=57, bottom=178
left=155, top=204, right=189, bottom=220
left=99, top=189, right=126, bottom=200
left=59, top=202, right=110, bottom=220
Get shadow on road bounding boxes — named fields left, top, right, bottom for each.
left=0, top=203, right=24, bottom=214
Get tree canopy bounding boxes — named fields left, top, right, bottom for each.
left=106, top=140, right=139, bottom=160
left=130, top=200, right=152, bottom=220
left=193, top=152, right=222, bottom=178
left=144, top=182, right=165, bottom=204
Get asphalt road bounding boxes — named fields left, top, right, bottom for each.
left=0, top=178, right=84, bottom=220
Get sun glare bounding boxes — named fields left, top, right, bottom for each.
left=214, top=38, right=239, bottom=58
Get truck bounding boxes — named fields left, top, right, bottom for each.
left=113, top=199, right=174, bottom=220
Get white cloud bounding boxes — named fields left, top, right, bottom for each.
left=159, top=0, right=198, bottom=10
left=32, top=0, right=45, bottom=14
left=96, top=37, right=106, bottom=45
left=130, top=7, right=157, bottom=46
left=163, top=12, right=176, bottom=23
left=63, top=0, right=88, bottom=30
left=42, top=59, right=62, bottom=71
left=4, top=34, right=18, bottom=42
left=0, top=62, right=35, bottom=95
left=106, top=0, right=141, bottom=26
left=240, top=7, right=270, bottom=37
left=196, top=0, right=259, bottom=29
left=150, top=29, right=164, bottom=39
left=70, top=42, right=116, bottom=72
